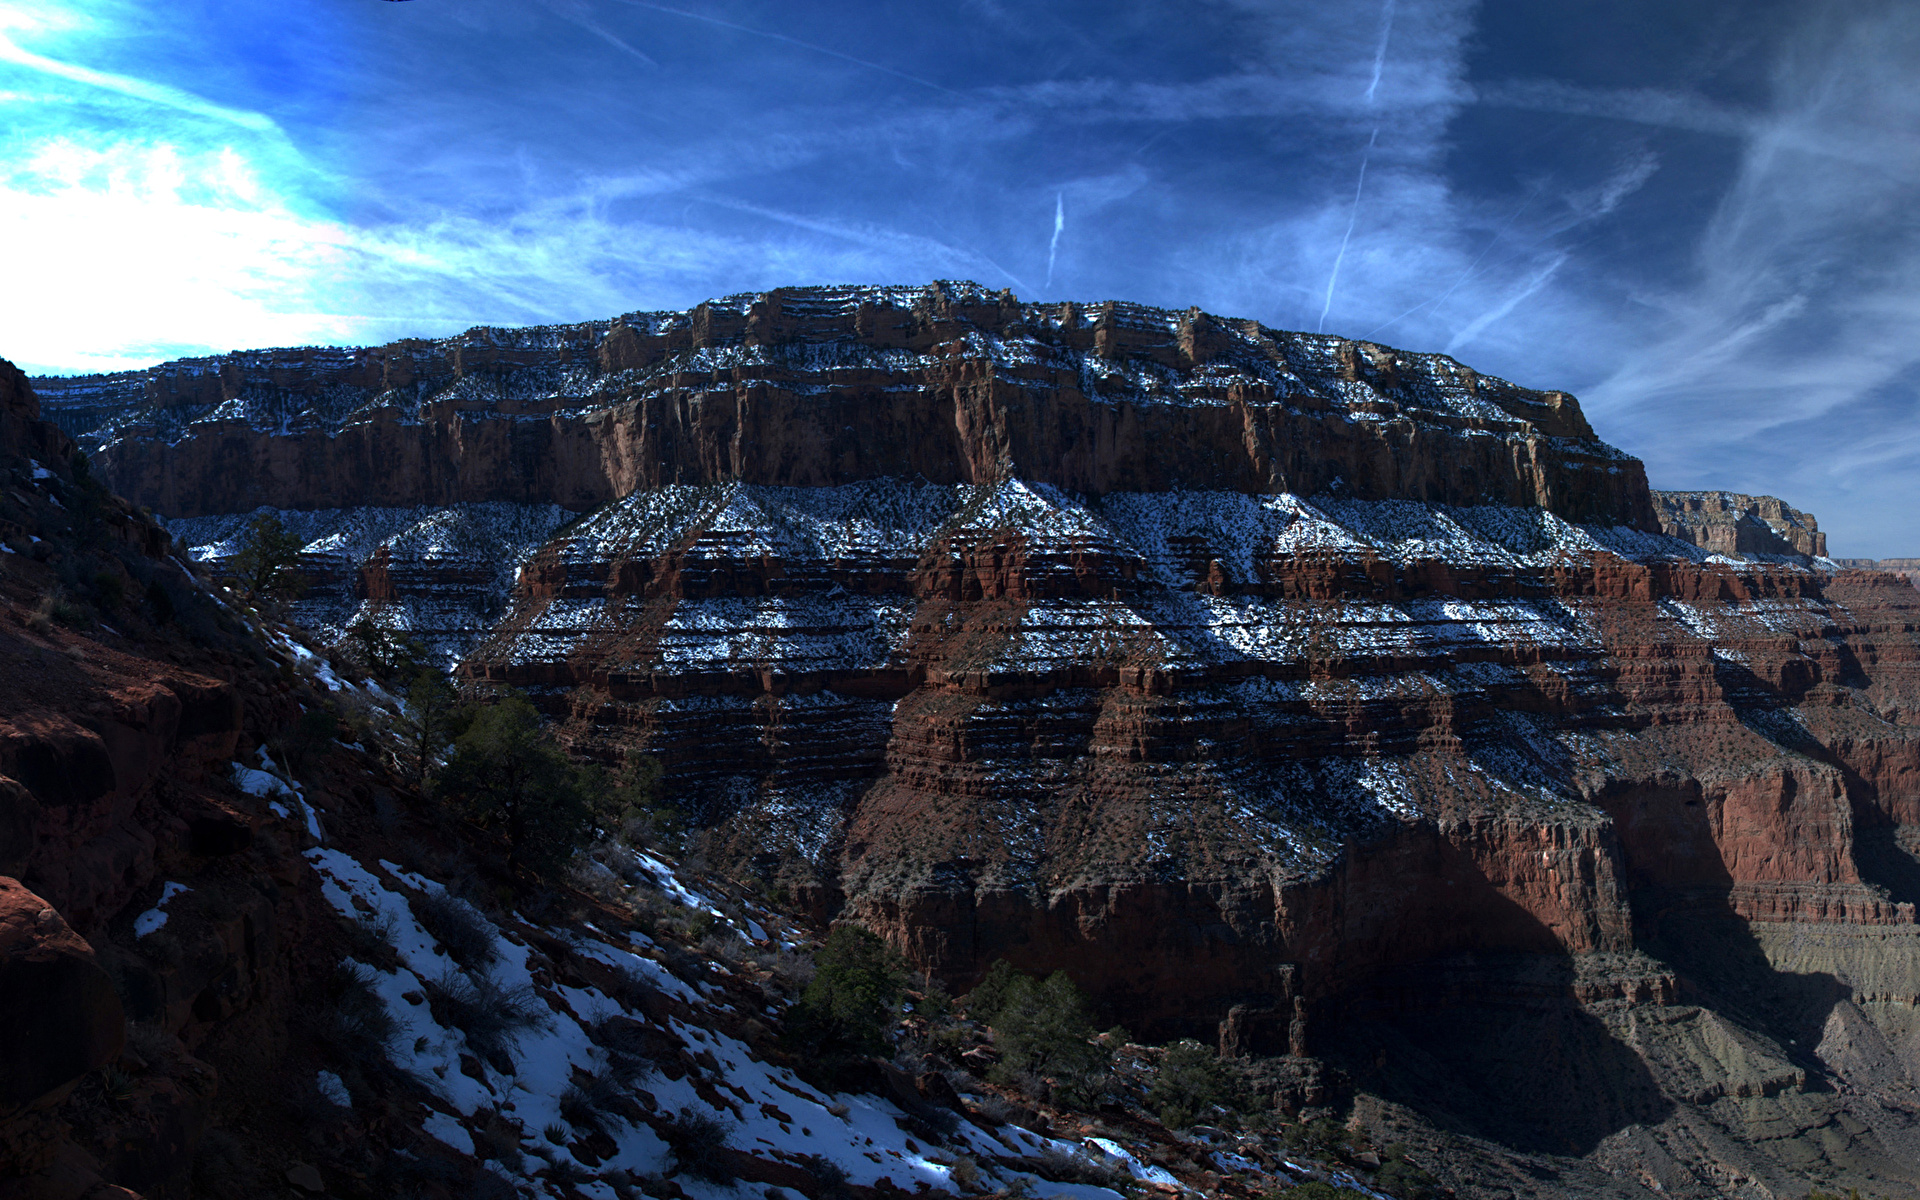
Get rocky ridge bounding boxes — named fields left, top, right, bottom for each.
left=1651, top=491, right=1828, bottom=560
left=1835, top=558, right=1920, bottom=589
left=30, top=283, right=1920, bottom=1196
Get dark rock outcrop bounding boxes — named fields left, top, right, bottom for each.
left=0, top=354, right=325, bottom=1198
left=0, top=877, right=122, bottom=1112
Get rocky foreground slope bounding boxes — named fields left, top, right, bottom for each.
left=30, top=282, right=1920, bottom=1197
left=7, top=349, right=1342, bottom=1200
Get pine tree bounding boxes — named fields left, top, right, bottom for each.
left=403, top=669, right=465, bottom=783
left=229, top=513, right=307, bottom=601
left=433, top=692, right=591, bottom=877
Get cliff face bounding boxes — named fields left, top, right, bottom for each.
left=38, top=283, right=1653, bottom=528
left=1835, top=557, right=1920, bottom=588
left=37, top=284, right=1920, bottom=1194
left=1652, top=489, right=1828, bottom=559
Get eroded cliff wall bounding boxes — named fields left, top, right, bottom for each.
left=36, top=285, right=1920, bottom=1192
left=37, top=283, right=1653, bottom=527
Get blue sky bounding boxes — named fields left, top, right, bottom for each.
left=1, top=0, right=1916, bottom=555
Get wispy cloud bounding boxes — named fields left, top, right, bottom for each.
left=1044, top=193, right=1064, bottom=289
left=1584, top=3, right=1920, bottom=553
left=610, top=0, right=958, bottom=95
left=0, top=31, right=276, bottom=131
left=536, top=0, right=659, bottom=67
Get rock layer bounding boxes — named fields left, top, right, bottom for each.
left=1652, top=489, right=1827, bottom=559
left=38, top=283, right=1653, bottom=527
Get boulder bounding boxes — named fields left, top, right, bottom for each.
left=0, top=876, right=122, bottom=1112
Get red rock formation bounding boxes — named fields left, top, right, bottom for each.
left=34, top=290, right=1920, bottom=1141
left=38, top=284, right=1655, bottom=530
left=0, top=356, right=328, bottom=1196
left=0, top=877, right=122, bottom=1111
left=1652, top=489, right=1827, bottom=558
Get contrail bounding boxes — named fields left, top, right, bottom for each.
left=0, top=33, right=276, bottom=131
left=1044, top=194, right=1064, bottom=290
left=613, top=0, right=959, bottom=95
left=1364, top=0, right=1397, bottom=104
left=1359, top=186, right=1542, bottom=341
left=1317, top=0, right=1396, bottom=335
left=1445, top=251, right=1567, bottom=355
left=1317, top=127, right=1376, bottom=334
left=539, top=0, right=659, bottom=67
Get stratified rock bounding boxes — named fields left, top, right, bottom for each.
left=32, top=288, right=1920, bottom=1193
left=1833, top=556, right=1920, bottom=588
left=37, top=283, right=1654, bottom=529
left=1652, top=489, right=1827, bottom=559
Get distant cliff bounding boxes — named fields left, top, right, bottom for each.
left=1652, top=489, right=1827, bottom=559
left=1834, top=556, right=1920, bottom=587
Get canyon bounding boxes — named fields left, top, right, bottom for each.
left=21, top=282, right=1920, bottom=1197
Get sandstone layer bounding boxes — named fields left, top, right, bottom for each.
left=39, top=282, right=1653, bottom=527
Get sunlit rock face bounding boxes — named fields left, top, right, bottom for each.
left=37, top=281, right=1652, bottom=523
left=38, top=285, right=1920, bottom=1064
left=1652, top=489, right=1829, bottom=560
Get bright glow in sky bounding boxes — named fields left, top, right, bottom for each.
left=1, top=0, right=1916, bottom=554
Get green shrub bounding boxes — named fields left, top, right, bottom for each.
left=343, top=617, right=428, bottom=682
left=663, top=1107, right=736, bottom=1182
left=1148, top=1038, right=1247, bottom=1129
left=314, top=962, right=399, bottom=1061
left=421, top=969, right=545, bottom=1072
left=228, top=512, right=307, bottom=601
left=1270, top=1184, right=1370, bottom=1200
left=1374, top=1144, right=1436, bottom=1199
left=785, top=926, right=909, bottom=1071
left=32, top=590, right=93, bottom=631
left=963, top=958, right=1022, bottom=1024
left=980, top=969, right=1108, bottom=1105
left=434, top=692, right=595, bottom=877
left=410, top=890, right=498, bottom=968
left=1283, top=1117, right=1355, bottom=1158
left=91, top=569, right=124, bottom=611
left=403, top=669, right=467, bottom=782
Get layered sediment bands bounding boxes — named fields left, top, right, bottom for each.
left=44, top=286, right=1920, bottom=1187
left=160, top=503, right=574, bottom=665
left=37, top=283, right=1653, bottom=528
left=429, top=473, right=1920, bottom=1052
left=1652, top=489, right=1828, bottom=559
